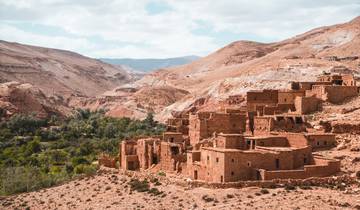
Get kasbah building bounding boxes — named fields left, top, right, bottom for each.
left=99, top=73, right=358, bottom=183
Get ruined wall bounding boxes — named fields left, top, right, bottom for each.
left=294, top=96, right=321, bottom=114
left=308, top=85, right=358, bottom=104
left=254, top=115, right=306, bottom=135
left=98, top=154, right=117, bottom=168
left=120, top=141, right=139, bottom=170
left=342, top=74, right=356, bottom=86
left=159, top=142, right=186, bottom=172
left=163, top=132, right=184, bottom=143
left=167, top=118, right=189, bottom=135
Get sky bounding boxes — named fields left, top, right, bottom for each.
left=0, top=0, right=359, bottom=59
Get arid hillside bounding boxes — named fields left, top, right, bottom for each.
left=129, top=16, right=360, bottom=121
left=0, top=40, right=132, bottom=98
left=0, top=40, right=135, bottom=117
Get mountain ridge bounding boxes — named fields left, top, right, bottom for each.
left=100, top=55, right=200, bottom=72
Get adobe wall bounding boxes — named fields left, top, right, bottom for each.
left=189, top=112, right=247, bottom=146
left=342, top=74, right=356, bottom=86
left=260, top=156, right=340, bottom=180
left=247, top=90, right=278, bottom=112
left=254, top=115, right=306, bottom=135
left=159, top=142, right=186, bottom=172
left=294, top=96, right=321, bottom=114
left=263, top=104, right=295, bottom=115
left=250, top=136, right=288, bottom=147
left=163, top=132, right=184, bottom=143
left=291, top=82, right=331, bottom=91
left=215, top=134, right=245, bottom=149
left=120, top=141, right=139, bottom=170
left=98, top=154, right=117, bottom=168
left=253, top=117, right=272, bottom=135
left=198, top=149, right=226, bottom=182
left=283, top=133, right=309, bottom=148
left=305, top=134, right=336, bottom=149
left=308, top=85, right=358, bottom=104
left=166, top=118, right=189, bottom=135
left=136, top=138, right=161, bottom=170
left=222, top=150, right=298, bottom=182
left=278, top=91, right=305, bottom=105
left=227, top=95, right=245, bottom=105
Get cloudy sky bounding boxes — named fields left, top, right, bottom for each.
left=0, top=0, right=359, bottom=58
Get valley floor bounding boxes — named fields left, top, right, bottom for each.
left=1, top=167, right=360, bottom=210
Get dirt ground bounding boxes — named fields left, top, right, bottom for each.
left=1, top=167, right=360, bottom=210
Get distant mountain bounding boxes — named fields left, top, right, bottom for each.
left=100, top=55, right=200, bottom=72
left=0, top=40, right=132, bottom=98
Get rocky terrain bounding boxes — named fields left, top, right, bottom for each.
left=1, top=166, right=359, bottom=210
left=129, top=16, right=360, bottom=121
left=0, top=40, right=133, bottom=117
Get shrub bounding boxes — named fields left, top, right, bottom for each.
left=284, top=184, right=296, bottom=191
left=148, top=187, right=163, bottom=196
left=128, top=178, right=150, bottom=192
left=202, top=195, right=214, bottom=202
left=74, top=164, right=96, bottom=175
left=260, top=188, right=269, bottom=194
left=158, top=171, right=166, bottom=176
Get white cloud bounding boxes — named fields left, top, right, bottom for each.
left=0, top=0, right=359, bottom=58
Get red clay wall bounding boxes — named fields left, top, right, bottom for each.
left=247, top=90, right=278, bottom=111
left=278, top=91, right=305, bottom=104
left=261, top=156, right=340, bottom=180
left=189, top=112, right=247, bottom=146
left=308, top=85, right=358, bottom=104
left=305, top=134, right=336, bottom=149
left=294, top=96, right=321, bottom=114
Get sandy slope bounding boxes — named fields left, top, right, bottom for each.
left=0, top=40, right=132, bottom=98
left=1, top=167, right=360, bottom=210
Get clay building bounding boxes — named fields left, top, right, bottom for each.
left=118, top=74, right=347, bottom=183
left=119, top=132, right=187, bottom=172
left=294, top=96, right=322, bottom=114
left=291, top=74, right=358, bottom=104
left=185, top=133, right=340, bottom=182
left=226, top=95, right=245, bottom=105
left=306, top=85, right=358, bottom=104
left=246, top=89, right=278, bottom=112
left=166, top=115, right=189, bottom=135
left=188, top=110, right=247, bottom=147
left=253, top=114, right=307, bottom=135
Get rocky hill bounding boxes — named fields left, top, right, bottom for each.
left=131, top=16, right=360, bottom=121
left=0, top=40, right=132, bottom=98
left=0, top=40, right=133, bottom=117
